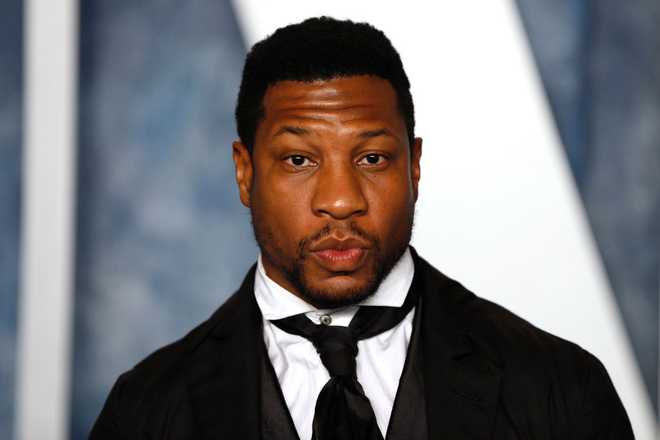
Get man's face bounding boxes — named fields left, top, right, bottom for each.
left=233, top=75, right=422, bottom=308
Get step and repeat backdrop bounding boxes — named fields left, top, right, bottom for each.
left=1, top=1, right=658, bottom=439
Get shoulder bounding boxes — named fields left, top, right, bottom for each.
left=120, top=287, right=244, bottom=377
left=109, top=309, right=213, bottom=407
left=424, top=256, right=605, bottom=381
left=462, top=292, right=631, bottom=435
left=464, top=293, right=588, bottom=366
left=416, top=251, right=597, bottom=370
left=90, top=280, right=254, bottom=438
left=417, top=254, right=632, bottom=435
left=462, top=293, right=604, bottom=393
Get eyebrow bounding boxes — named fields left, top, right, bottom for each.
left=358, top=128, right=393, bottom=139
left=273, top=126, right=311, bottom=137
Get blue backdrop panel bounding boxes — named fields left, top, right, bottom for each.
left=71, top=1, right=253, bottom=437
left=517, top=0, right=660, bottom=414
left=0, top=1, right=22, bottom=439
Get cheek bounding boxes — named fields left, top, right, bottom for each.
left=252, top=172, right=313, bottom=248
left=363, top=173, right=414, bottom=232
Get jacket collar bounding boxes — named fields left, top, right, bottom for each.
left=185, top=265, right=263, bottom=440
left=412, top=249, right=502, bottom=438
left=185, top=249, right=502, bottom=439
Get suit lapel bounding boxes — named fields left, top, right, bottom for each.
left=181, top=253, right=502, bottom=439
left=186, top=265, right=263, bottom=440
left=414, top=252, right=502, bottom=439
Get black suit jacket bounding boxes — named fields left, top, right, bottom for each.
left=90, top=252, right=634, bottom=439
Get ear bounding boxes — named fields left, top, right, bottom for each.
left=411, top=137, right=422, bottom=200
left=232, top=140, right=253, bottom=208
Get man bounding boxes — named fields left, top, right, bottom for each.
left=91, top=17, right=634, bottom=439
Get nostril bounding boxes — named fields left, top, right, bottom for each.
left=313, top=198, right=367, bottom=219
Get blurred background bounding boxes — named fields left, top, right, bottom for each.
left=1, top=1, right=658, bottom=439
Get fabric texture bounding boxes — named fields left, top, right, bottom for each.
left=89, top=248, right=634, bottom=439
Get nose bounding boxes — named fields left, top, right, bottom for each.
left=311, top=162, right=367, bottom=220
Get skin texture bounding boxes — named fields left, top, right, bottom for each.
left=233, top=75, right=422, bottom=308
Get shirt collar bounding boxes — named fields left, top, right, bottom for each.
left=254, top=247, right=415, bottom=322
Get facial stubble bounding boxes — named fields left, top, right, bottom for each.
left=250, top=203, right=415, bottom=309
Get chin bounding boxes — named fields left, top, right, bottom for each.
left=296, top=276, right=378, bottom=309
left=288, top=245, right=405, bottom=309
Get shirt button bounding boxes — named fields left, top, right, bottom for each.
left=320, top=314, right=332, bottom=326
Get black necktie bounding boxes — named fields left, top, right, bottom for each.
left=271, top=287, right=418, bottom=440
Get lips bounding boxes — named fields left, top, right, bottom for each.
left=309, top=236, right=371, bottom=272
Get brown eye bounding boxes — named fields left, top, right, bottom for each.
left=284, top=154, right=316, bottom=168
left=291, top=155, right=305, bottom=166
left=358, top=153, right=386, bottom=166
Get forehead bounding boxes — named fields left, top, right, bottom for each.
left=258, top=75, right=406, bottom=140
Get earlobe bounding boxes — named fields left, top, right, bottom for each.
left=232, top=141, right=253, bottom=208
left=411, top=137, right=422, bottom=200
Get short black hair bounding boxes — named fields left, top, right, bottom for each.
left=235, top=16, right=415, bottom=152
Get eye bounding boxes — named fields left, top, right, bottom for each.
left=358, top=153, right=387, bottom=166
left=284, top=154, right=316, bottom=169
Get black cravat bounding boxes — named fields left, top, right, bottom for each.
left=271, top=287, right=418, bottom=440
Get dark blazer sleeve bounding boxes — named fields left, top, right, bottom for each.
left=577, top=352, right=634, bottom=439
left=89, top=374, right=129, bottom=440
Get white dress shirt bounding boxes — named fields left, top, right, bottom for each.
left=254, top=248, right=415, bottom=440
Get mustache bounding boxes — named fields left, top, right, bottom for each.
left=297, top=223, right=379, bottom=258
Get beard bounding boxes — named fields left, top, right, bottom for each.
left=250, top=205, right=414, bottom=309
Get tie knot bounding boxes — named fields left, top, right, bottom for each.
left=311, top=326, right=358, bottom=377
